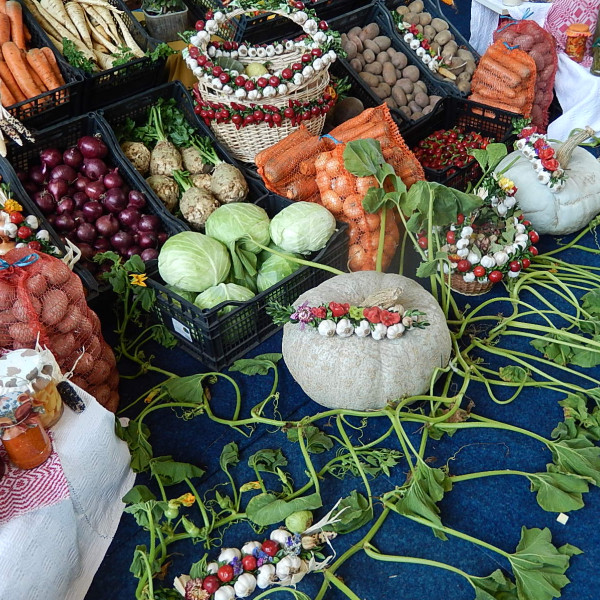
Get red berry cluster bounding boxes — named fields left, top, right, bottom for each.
left=192, top=84, right=334, bottom=129
left=412, top=127, right=495, bottom=173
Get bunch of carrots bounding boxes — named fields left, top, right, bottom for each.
left=0, top=0, right=66, bottom=108
left=22, top=0, right=144, bottom=72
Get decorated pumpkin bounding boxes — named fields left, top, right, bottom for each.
left=280, top=271, right=451, bottom=410
left=495, top=126, right=600, bottom=235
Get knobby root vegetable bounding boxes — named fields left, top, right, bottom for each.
left=121, top=141, right=151, bottom=175
left=146, top=174, right=179, bottom=212
left=181, top=146, right=210, bottom=174
left=210, top=163, right=249, bottom=204
left=191, top=173, right=212, bottom=191
left=179, top=187, right=220, bottom=230
left=150, top=139, right=182, bottom=176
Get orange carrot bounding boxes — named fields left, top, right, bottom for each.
left=0, top=13, right=9, bottom=45
left=27, top=48, right=62, bottom=91
left=0, top=0, right=6, bottom=14
left=0, top=76, right=14, bottom=105
left=468, top=93, right=522, bottom=115
left=298, top=157, right=316, bottom=176
left=285, top=177, right=319, bottom=201
left=2, top=41, right=41, bottom=100
left=23, top=21, right=29, bottom=42
left=263, top=137, right=326, bottom=183
left=0, top=57, right=24, bottom=102
left=40, top=46, right=63, bottom=84
left=255, top=125, right=312, bottom=167
left=5, top=2, right=24, bottom=50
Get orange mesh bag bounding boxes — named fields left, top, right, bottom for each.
left=0, top=248, right=120, bottom=412
left=493, top=19, right=558, bottom=132
left=469, top=40, right=536, bottom=119
left=314, top=143, right=400, bottom=272
left=255, top=125, right=336, bottom=203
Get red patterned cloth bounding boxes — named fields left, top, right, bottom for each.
left=544, top=0, right=600, bottom=67
left=0, top=433, right=70, bottom=524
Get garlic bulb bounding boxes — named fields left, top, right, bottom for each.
left=336, top=318, right=354, bottom=338
left=457, top=247, right=469, bottom=258
left=462, top=271, right=476, bottom=283
left=371, top=323, right=388, bottom=341
left=293, top=10, right=308, bottom=24
left=218, top=548, right=241, bottom=563
left=213, top=11, right=225, bottom=23
left=302, top=65, right=314, bottom=78
left=275, top=555, right=303, bottom=580
left=318, top=320, right=337, bottom=337
left=480, top=255, right=496, bottom=268
left=410, top=39, right=420, bottom=50
left=493, top=251, right=509, bottom=266
left=241, top=541, right=261, bottom=556
left=256, top=564, right=276, bottom=589
left=277, top=558, right=309, bottom=586
left=386, top=323, right=406, bottom=339
left=214, top=586, right=235, bottom=600
left=234, top=573, right=257, bottom=598
left=303, top=19, right=318, bottom=34
left=404, top=33, right=414, bottom=42
left=460, top=226, right=473, bottom=238
left=4, top=222, right=17, bottom=237
left=354, top=320, right=371, bottom=337
left=269, top=528, right=291, bottom=546
left=466, top=252, right=479, bottom=264
left=35, top=230, right=50, bottom=242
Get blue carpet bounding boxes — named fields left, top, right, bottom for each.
left=84, top=3, right=600, bottom=600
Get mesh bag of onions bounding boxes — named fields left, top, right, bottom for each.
left=0, top=248, right=119, bottom=412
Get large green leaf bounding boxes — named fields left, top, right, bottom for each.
left=549, top=434, right=600, bottom=485
left=329, top=490, right=373, bottom=535
left=116, top=420, right=153, bottom=473
left=527, top=465, right=590, bottom=513
left=508, top=527, right=578, bottom=600
left=149, top=456, right=205, bottom=486
left=162, top=374, right=211, bottom=404
left=248, top=448, right=288, bottom=473
left=471, top=569, right=518, bottom=600
left=286, top=425, right=334, bottom=454
left=229, top=353, right=282, bottom=376
left=246, top=492, right=322, bottom=526
left=343, top=139, right=384, bottom=177
left=220, top=442, right=240, bottom=473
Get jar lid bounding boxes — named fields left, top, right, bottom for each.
left=566, top=23, right=592, bottom=36
left=0, top=348, right=60, bottom=392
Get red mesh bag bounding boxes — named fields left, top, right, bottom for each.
left=469, top=39, right=537, bottom=120
left=0, top=248, right=120, bottom=412
left=493, top=19, right=558, bottom=132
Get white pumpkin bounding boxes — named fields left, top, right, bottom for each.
left=281, top=272, right=452, bottom=410
left=495, top=127, right=600, bottom=235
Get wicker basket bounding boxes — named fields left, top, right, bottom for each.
left=446, top=273, right=494, bottom=296
left=187, top=7, right=334, bottom=162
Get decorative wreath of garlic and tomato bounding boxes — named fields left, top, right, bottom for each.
left=394, top=21, right=444, bottom=73
left=268, top=299, right=429, bottom=340
left=420, top=175, right=540, bottom=285
left=514, top=123, right=567, bottom=192
left=183, top=0, right=341, bottom=105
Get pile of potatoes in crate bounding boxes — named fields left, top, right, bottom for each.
left=395, top=0, right=477, bottom=94
left=341, top=22, right=442, bottom=121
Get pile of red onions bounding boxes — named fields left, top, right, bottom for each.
left=18, top=135, right=168, bottom=271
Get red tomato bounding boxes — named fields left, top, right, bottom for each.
left=261, top=540, right=279, bottom=557
left=242, top=555, right=257, bottom=571
left=446, top=230, right=456, bottom=244
left=529, top=246, right=538, bottom=256
left=17, top=226, right=32, bottom=239
left=521, top=258, right=531, bottom=269
left=473, top=265, right=486, bottom=278
left=488, top=270, right=503, bottom=283
left=27, top=241, right=42, bottom=251
left=522, top=219, right=531, bottom=226
left=456, top=259, right=471, bottom=273
left=529, top=231, right=540, bottom=244
left=202, top=575, right=220, bottom=594
left=9, top=212, right=24, bottom=224
left=217, top=565, right=234, bottom=582
left=509, top=261, right=521, bottom=272
left=456, top=213, right=465, bottom=225
left=418, top=236, right=428, bottom=249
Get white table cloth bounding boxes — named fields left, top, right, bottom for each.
left=0, top=385, right=135, bottom=600
left=469, top=0, right=600, bottom=141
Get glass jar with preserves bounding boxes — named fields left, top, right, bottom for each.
left=32, top=378, right=63, bottom=429
left=565, top=23, right=592, bottom=63
left=0, top=386, right=52, bottom=470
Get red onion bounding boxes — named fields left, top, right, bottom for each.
left=128, top=190, right=147, bottom=209
left=63, top=146, right=84, bottom=169
left=50, top=164, right=76, bottom=183
left=138, top=214, right=160, bottom=232
left=78, top=242, right=95, bottom=261
left=23, top=181, right=39, bottom=195
left=103, top=169, right=124, bottom=189
left=83, top=158, right=108, bottom=181
left=73, top=191, right=88, bottom=209
left=82, top=201, right=104, bottom=222
left=118, top=207, right=140, bottom=228
left=76, top=222, right=97, bottom=243
left=29, top=165, right=47, bottom=185
left=138, top=232, right=158, bottom=249
left=110, top=230, right=134, bottom=251
left=47, top=214, right=57, bottom=226
left=55, top=213, right=76, bottom=232
left=40, top=147, right=63, bottom=169
left=73, top=209, right=86, bottom=225
left=103, top=188, right=127, bottom=213
left=95, top=214, right=119, bottom=237
left=94, top=237, right=111, bottom=253
left=157, top=232, right=168, bottom=245
left=125, top=246, right=142, bottom=258
left=77, top=135, right=108, bottom=159
left=141, top=248, right=159, bottom=262
left=74, top=176, right=90, bottom=192
left=48, top=179, right=69, bottom=202
left=85, top=180, right=106, bottom=200
left=56, top=197, right=74, bottom=214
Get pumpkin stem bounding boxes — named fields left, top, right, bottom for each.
left=556, top=126, right=596, bottom=169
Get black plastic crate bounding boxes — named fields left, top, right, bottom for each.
left=401, top=96, right=517, bottom=191
left=389, top=0, right=479, bottom=98
left=326, top=2, right=446, bottom=130
left=0, top=113, right=188, bottom=291
left=6, top=2, right=83, bottom=128
left=148, top=194, right=349, bottom=371
left=32, top=0, right=168, bottom=111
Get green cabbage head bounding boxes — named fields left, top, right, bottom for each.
left=257, top=250, right=301, bottom=292
left=194, top=283, right=255, bottom=315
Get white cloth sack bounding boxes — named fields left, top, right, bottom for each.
left=0, top=385, right=135, bottom=600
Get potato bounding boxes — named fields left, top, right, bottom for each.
left=414, top=91, right=429, bottom=108
left=392, top=86, right=407, bottom=106
left=391, top=52, right=408, bottom=69
left=441, top=40, right=459, bottom=61
left=9, top=322, right=38, bottom=344
left=431, top=17, right=449, bottom=33
left=384, top=97, right=397, bottom=110
left=13, top=296, right=41, bottom=322
left=87, top=359, right=111, bottom=386
left=457, top=71, right=471, bottom=82
left=402, top=65, right=420, bottom=82
left=362, top=23, right=380, bottom=40
left=423, top=25, right=436, bottom=40
left=364, top=39, right=380, bottom=53
left=464, top=60, right=476, bottom=76
left=373, top=82, right=391, bottom=99
left=359, top=71, right=379, bottom=87
left=382, top=62, right=397, bottom=86
left=363, top=48, right=376, bottom=64
left=376, top=51, right=389, bottom=64
left=411, top=112, right=424, bottom=120
left=429, top=95, right=442, bottom=107
left=446, top=55, right=465, bottom=75
left=457, top=81, right=471, bottom=94
left=408, top=100, right=422, bottom=114
left=416, top=24, right=424, bottom=35
left=422, top=105, right=434, bottom=115
left=364, top=62, right=383, bottom=75
left=395, top=67, right=404, bottom=79
left=348, top=26, right=362, bottom=37
left=373, top=35, right=391, bottom=51
left=348, top=34, right=363, bottom=53
left=419, top=12, right=432, bottom=26
left=406, top=93, right=414, bottom=102
left=430, top=41, right=441, bottom=55
left=396, top=78, right=414, bottom=94
left=404, top=13, right=420, bottom=25
left=41, top=289, right=69, bottom=326
left=332, top=97, right=365, bottom=126
left=414, top=80, right=427, bottom=93
left=434, top=30, right=452, bottom=46
left=50, top=332, right=77, bottom=359
left=343, top=39, right=358, bottom=59
left=350, top=58, right=363, bottom=71
left=458, top=48, right=476, bottom=61
left=398, top=105, right=412, bottom=117
left=408, top=0, right=424, bottom=12
left=25, top=273, right=47, bottom=298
